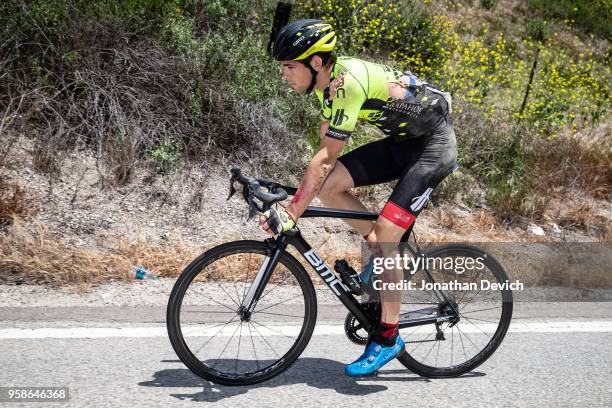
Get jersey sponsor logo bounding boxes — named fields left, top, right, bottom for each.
left=367, top=111, right=384, bottom=121
left=382, top=101, right=425, bottom=119
left=326, top=127, right=351, bottom=141
left=332, top=109, right=349, bottom=126
left=410, top=188, right=433, bottom=212
left=335, top=87, right=345, bottom=99
left=304, top=249, right=349, bottom=296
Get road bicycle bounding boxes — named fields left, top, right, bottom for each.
left=167, top=167, right=513, bottom=386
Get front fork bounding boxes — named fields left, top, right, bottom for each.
left=239, top=236, right=287, bottom=320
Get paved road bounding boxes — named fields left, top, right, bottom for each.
left=1, top=302, right=611, bottom=407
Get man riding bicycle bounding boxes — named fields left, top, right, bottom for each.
left=260, top=19, right=458, bottom=376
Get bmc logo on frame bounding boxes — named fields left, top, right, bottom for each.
left=304, top=249, right=349, bottom=296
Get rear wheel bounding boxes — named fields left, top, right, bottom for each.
left=167, top=240, right=317, bottom=386
left=396, top=244, right=513, bottom=377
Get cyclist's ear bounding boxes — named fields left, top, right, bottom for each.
left=309, top=55, right=324, bottom=71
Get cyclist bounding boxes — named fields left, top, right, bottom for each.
left=261, top=19, right=458, bottom=376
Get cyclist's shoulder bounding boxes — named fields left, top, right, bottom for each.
left=333, top=56, right=370, bottom=97
left=335, top=56, right=403, bottom=91
left=334, top=56, right=368, bottom=78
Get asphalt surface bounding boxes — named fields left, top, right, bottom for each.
left=1, top=302, right=611, bottom=407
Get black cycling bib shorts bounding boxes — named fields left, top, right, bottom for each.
left=316, top=57, right=458, bottom=229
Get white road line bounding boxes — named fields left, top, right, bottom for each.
left=1, top=321, right=612, bottom=339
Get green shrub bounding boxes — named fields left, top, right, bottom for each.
left=526, top=17, right=549, bottom=43
left=528, top=0, right=612, bottom=39
left=295, top=0, right=445, bottom=76
left=150, top=137, right=182, bottom=174
left=480, top=0, right=499, bottom=10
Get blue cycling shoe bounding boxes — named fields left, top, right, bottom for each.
left=345, top=337, right=405, bottom=377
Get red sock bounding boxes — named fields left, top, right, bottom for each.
left=380, top=321, right=398, bottom=338
left=374, top=321, right=398, bottom=347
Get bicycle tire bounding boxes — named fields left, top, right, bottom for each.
left=167, top=240, right=317, bottom=386
left=397, top=244, right=513, bottom=378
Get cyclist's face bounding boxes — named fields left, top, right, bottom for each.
left=279, top=61, right=310, bottom=94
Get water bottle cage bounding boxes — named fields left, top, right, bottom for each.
left=334, top=259, right=363, bottom=295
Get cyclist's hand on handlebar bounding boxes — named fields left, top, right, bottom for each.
left=259, top=208, right=295, bottom=235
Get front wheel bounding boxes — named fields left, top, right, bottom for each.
left=167, top=240, right=317, bottom=386
left=397, top=244, right=513, bottom=377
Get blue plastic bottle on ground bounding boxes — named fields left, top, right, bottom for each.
left=131, top=266, right=159, bottom=280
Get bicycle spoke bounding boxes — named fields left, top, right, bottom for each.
left=461, top=306, right=502, bottom=315
left=182, top=309, right=236, bottom=314
left=193, top=315, right=239, bottom=356
left=461, top=316, right=495, bottom=339
left=454, top=289, right=474, bottom=310
left=226, top=260, right=243, bottom=307
left=255, top=311, right=304, bottom=319
left=212, top=321, right=242, bottom=370
left=421, top=336, right=439, bottom=363
left=460, top=315, right=499, bottom=325
left=410, top=327, right=436, bottom=351
left=257, top=273, right=294, bottom=303
left=242, top=253, right=252, bottom=302
left=458, top=288, right=484, bottom=312
left=218, top=283, right=241, bottom=308
left=254, top=293, right=304, bottom=314
left=455, top=324, right=481, bottom=352
left=205, top=296, right=239, bottom=313
left=250, top=318, right=297, bottom=340
left=451, top=326, right=454, bottom=366
left=234, top=323, right=243, bottom=374
left=248, top=321, right=281, bottom=359
left=247, top=322, right=261, bottom=371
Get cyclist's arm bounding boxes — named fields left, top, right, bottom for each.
left=286, top=121, right=344, bottom=220
left=320, top=120, right=330, bottom=141
left=286, top=77, right=364, bottom=220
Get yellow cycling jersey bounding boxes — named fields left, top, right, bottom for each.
left=315, top=56, right=451, bottom=141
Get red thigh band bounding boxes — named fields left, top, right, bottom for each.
left=380, top=201, right=416, bottom=230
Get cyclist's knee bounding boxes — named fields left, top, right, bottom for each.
left=373, top=214, right=409, bottom=243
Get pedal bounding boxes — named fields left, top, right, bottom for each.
left=334, top=259, right=363, bottom=295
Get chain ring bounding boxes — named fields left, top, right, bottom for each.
left=344, top=313, right=369, bottom=345
left=344, top=302, right=380, bottom=345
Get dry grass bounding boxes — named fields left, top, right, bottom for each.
left=0, top=217, right=366, bottom=288
left=532, top=126, right=612, bottom=201
left=0, top=177, right=34, bottom=226
left=0, top=218, right=199, bottom=287
left=555, top=204, right=611, bottom=240
left=430, top=206, right=466, bottom=234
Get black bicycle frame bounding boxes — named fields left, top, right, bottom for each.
left=241, top=205, right=457, bottom=331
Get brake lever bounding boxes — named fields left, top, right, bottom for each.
left=228, top=180, right=236, bottom=200
left=247, top=195, right=258, bottom=221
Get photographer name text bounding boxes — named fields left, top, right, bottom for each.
left=373, top=279, right=523, bottom=291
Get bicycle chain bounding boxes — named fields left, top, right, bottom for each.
left=404, top=338, right=440, bottom=344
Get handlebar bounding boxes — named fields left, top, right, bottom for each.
left=228, top=167, right=293, bottom=219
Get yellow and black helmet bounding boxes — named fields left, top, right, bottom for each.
left=271, top=19, right=336, bottom=61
